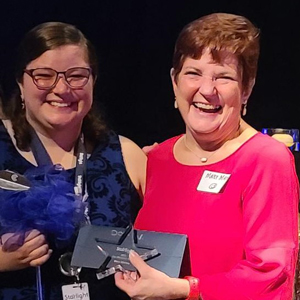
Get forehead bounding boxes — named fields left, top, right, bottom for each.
left=184, top=48, right=239, bottom=70
left=27, top=45, right=89, bottom=70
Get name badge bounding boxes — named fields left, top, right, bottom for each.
left=197, top=170, right=231, bottom=193
left=62, top=282, right=90, bottom=300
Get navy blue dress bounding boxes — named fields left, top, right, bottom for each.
left=0, top=122, right=142, bottom=300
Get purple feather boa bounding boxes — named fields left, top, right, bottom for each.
left=0, top=164, right=86, bottom=250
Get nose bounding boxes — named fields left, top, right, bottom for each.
left=52, top=74, right=70, bottom=93
left=197, top=76, right=216, bottom=95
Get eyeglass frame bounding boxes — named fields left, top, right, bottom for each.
left=23, top=67, right=93, bottom=90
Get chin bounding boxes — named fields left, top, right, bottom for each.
left=46, top=120, right=76, bottom=130
left=189, top=122, right=220, bottom=135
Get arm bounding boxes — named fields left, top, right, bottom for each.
left=119, top=136, right=147, bottom=198
left=0, top=229, right=52, bottom=271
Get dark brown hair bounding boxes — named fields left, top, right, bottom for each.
left=5, top=22, right=108, bottom=150
left=172, top=13, right=260, bottom=90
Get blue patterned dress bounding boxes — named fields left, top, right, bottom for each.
left=0, top=122, right=142, bottom=300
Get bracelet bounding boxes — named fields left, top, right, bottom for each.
left=184, top=276, right=200, bottom=300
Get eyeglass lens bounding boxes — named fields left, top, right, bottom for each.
left=30, top=68, right=91, bottom=88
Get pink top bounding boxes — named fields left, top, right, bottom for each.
left=135, top=133, right=299, bottom=299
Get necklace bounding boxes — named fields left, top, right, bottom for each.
left=183, top=136, right=224, bottom=163
left=183, top=124, right=242, bottom=163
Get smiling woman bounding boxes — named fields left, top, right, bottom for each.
left=0, top=22, right=146, bottom=300
left=19, top=44, right=95, bottom=143
left=115, top=13, right=299, bottom=300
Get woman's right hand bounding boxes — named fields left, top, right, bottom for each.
left=115, top=250, right=190, bottom=300
left=0, top=229, right=52, bottom=271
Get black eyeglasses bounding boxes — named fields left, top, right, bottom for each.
left=23, top=67, right=92, bottom=89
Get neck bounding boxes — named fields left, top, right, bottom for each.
left=185, top=121, right=242, bottom=152
left=28, top=122, right=82, bottom=169
left=37, top=131, right=79, bottom=152
left=29, top=122, right=82, bottom=152
left=33, top=130, right=79, bottom=169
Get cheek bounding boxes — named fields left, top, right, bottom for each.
left=176, top=82, right=199, bottom=100
left=78, top=89, right=93, bottom=110
left=23, top=89, right=46, bottom=105
left=22, top=79, right=46, bottom=100
left=221, top=87, right=243, bottom=108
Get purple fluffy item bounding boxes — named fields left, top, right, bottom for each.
left=0, top=164, right=86, bottom=251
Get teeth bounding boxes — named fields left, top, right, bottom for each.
left=49, top=101, right=71, bottom=107
left=193, top=102, right=220, bottom=110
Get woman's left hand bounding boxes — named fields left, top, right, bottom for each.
left=114, top=250, right=189, bottom=300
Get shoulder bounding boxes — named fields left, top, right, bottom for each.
left=239, top=133, right=296, bottom=179
left=0, top=119, right=15, bottom=145
left=119, top=135, right=147, bottom=170
left=237, top=122, right=289, bottom=160
left=0, top=119, right=11, bottom=134
left=119, top=135, right=146, bottom=196
left=119, top=135, right=146, bottom=156
left=148, top=135, right=182, bottom=158
left=243, top=133, right=293, bottom=161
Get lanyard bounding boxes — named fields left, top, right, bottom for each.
left=30, top=129, right=87, bottom=202
left=74, top=134, right=87, bottom=197
left=30, top=129, right=89, bottom=282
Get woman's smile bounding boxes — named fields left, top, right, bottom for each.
left=192, top=101, right=222, bottom=113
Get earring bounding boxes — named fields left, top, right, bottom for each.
left=21, top=97, right=25, bottom=110
left=242, top=103, right=247, bottom=116
left=174, top=98, right=178, bottom=109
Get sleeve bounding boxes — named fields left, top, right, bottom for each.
left=198, top=146, right=299, bottom=300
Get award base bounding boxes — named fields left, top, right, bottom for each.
left=71, top=225, right=187, bottom=279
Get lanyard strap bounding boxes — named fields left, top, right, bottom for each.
left=30, top=129, right=87, bottom=197
left=30, top=129, right=90, bottom=280
left=74, top=134, right=87, bottom=197
left=30, top=129, right=52, bottom=165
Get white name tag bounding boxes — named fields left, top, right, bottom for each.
left=62, top=282, right=90, bottom=300
left=197, top=170, right=231, bottom=193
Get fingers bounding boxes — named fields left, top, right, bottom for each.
left=29, top=248, right=53, bottom=267
left=142, top=142, right=159, bottom=155
left=24, top=229, right=42, bottom=241
left=0, top=241, right=52, bottom=271
left=1, top=230, right=44, bottom=252
left=21, top=233, right=48, bottom=256
left=128, top=250, right=150, bottom=275
left=115, top=253, right=143, bottom=293
left=130, top=271, right=138, bottom=281
left=7, top=232, right=51, bottom=266
left=115, top=271, right=137, bottom=297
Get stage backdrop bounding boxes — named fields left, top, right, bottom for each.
left=0, top=0, right=298, bottom=146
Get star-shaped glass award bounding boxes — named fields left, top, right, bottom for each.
left=71, top=223, right=187, bottom=280
left=94, top=224, right=159, bottom=279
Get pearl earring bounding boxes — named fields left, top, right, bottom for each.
left=21, top=96, right=25, bottom=110
left=174, top=99, right=178, bottom=109
left=242, top=103, right=247, bottom=116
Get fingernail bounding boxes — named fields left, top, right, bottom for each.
left=130, top=272, right=137, bottom=281
left=129, top=249, right=138, bottom=257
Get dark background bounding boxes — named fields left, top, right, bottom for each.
left=0, top=0, right=299, bottom=147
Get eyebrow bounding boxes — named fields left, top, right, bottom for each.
left=183, top=66, right=236, bottom=75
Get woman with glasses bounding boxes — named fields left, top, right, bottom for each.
left=115, top=13, right=299, bottom=299
left=0, top=22, right=146, bottom=299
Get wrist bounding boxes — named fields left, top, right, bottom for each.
left=184, top=276, right=201, bottom=300
left=167, top=277, right=190, bottom=299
